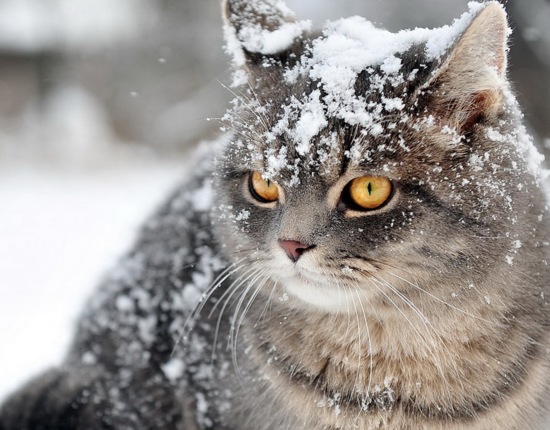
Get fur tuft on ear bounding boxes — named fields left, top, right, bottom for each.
left=424, top=2, right=508, bottom=133
left=222, top=0, right=312, bottom=71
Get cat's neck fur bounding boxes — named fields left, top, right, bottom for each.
left=236, top=272, right=550, bottom=429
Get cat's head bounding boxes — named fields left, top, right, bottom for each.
left=213, top=0, right=546, bottom=315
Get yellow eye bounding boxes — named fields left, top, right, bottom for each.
left=347, top=176, right=393, bottom=210
left=250, top=171, right=279, bottom=203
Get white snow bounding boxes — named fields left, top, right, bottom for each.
left=116, top=295, right=135, bottom=313
left=161, top=357, right=185, bottom=383
left=224, top=0, right=312, bottom=67
left=0, top=160, right=183, bottom=402
left=190, top=181, right=214, bottom=212
left=294, top=90, right=328, bottom=156
left=296, top=2, right=484, bottom=128
left=227, top=2, right=503, bottom=186
left=239, top=20, right=313, bottom=55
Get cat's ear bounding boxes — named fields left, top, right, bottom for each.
left=422, top=3, right=508, bottom=133
left=222, top=0, right=312, bottom=75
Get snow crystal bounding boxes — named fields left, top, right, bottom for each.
left=380, top=56, right=402, bottom=75
left=467, top=154, right=484, bottom=172
left=304, top=1, right=483, bottom=93
left=381, top=97, right=404, bottom=111
left=342, top=266, right=353, bottom=275
left=278, top=292, right=289, bottom=302
left=138, top=315, right=157, bottom=344
left=226, top=2, right=504, bottom=184
left=264, top=146, right=289, bottom=179
left=424, top=1, right=485, bottom=59
left=511, top=240, right=522, bottom=249
left=231, top=69, right=248, bottom=87
left=81, top=351, right=97, bottom=365
left=501, top=87, right=547, bottom=182
left=182, top=283, right=203, bottom=312
left=115, top=295, right=134, bottom=313
left=294, top=90, right=327, bottom=156
left=161, top=357, right=185, bottom=383
left=195, top=391, right=213, bottom=428
left=486, top=127, right=507, bottom=143
left=190, top=181, right=214, bottom=212
left=196, top=391, right=209, bottom=414
left=235, top=209, right=250, bottom=221
left=224, top=0, right=312, bottom=69
left=224, top=23, right=247, bottom=68
left=239, top=20, right=313, bottom=55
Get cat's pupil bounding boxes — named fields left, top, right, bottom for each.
left=267, top=179, right=271, bottom=188
left=367, top=182, right=373, bottom=196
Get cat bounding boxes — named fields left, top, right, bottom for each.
left=2, top=0, right=550, bottom=429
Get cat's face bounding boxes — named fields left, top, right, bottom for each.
left=214, top=0, right=544, bottom=314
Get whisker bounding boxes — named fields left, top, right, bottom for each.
left=231, top=274, right=269, bottom=377
left=355, top=257, right=491, bottom=323
left=353, top=288, right=374, bottom=401
left=216, top=78, right=269, bottom=134
left=337, top=275, right=353, bottom=337
left=211, top=267, right=262, bottom=364
left=347, top=286, right=364, bottom=393
left=184, top=257, right=249, bottom=328
left=368, top=275, right=454, bottom=390
left=380, top=266, right=491, bottom=323
left=208, top=264, right=259, bottom=318
left=366, top=276, right=438, bottom=357
left=246, top=82, right=271, bottom=131
left=254, top=280, right=278, bottom=328
left=229, top=270, right=265, bottom=380
left=171, top=259, right=247, bottom=356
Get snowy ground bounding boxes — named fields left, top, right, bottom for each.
left=0, top=157, right=185, bottom=402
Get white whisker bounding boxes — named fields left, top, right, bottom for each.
left=382, top=267, right=490, bottom=323
left=347, top=286, right=364, bottom=395
left=229, top=270, right=265, bottom=380
left=353, top=288, right=374, bottom=401
left=209, top=266, right=262, bottom=363
left=171, top=258, right=248, bottom=356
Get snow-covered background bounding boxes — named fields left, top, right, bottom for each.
left=1, top=0, right=549, bottom=403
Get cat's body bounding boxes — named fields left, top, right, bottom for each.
left=2, top=1, right=550, bottom=429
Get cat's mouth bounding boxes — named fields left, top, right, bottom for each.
left=267, top=245, right=368, bottom=312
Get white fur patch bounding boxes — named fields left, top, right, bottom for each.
left=270, top=248, right=360, bottom=313
left=282, top=276, right=353, bottom=313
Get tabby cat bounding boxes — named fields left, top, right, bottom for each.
left=2, top=1, right=550, bottom=429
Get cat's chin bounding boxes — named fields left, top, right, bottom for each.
left=281, top=276, right=359, bottom=314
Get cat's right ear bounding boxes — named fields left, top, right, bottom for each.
left=420, top=3, right=508, bottom=135
left=222, top=0, right=312, bottom=81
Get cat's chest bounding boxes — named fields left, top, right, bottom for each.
left=215, top=304, right=527, bottom=430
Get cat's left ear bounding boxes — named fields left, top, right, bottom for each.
left=422, top=3, right=508, bottom=133
left=222, top=0, right=312, bottom=76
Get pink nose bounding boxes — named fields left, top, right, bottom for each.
left=278, top=240, right=315, bottom=262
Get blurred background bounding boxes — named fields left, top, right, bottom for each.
left=1, top=0, right=549, bottom=402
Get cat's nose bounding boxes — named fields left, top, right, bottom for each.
left=278, top=240, right=315, bottom=263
